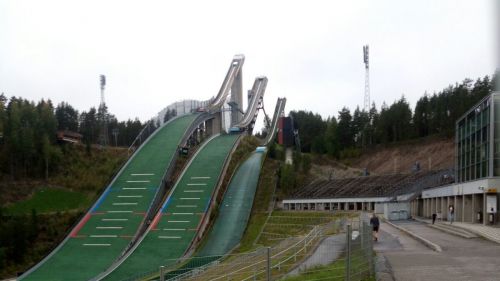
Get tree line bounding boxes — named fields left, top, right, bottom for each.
left=291, top=75, right=493, bottom=157
left=0, top=94, right=153, bottom=179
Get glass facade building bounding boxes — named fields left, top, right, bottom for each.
left=456, top=93, right=500, bottom=182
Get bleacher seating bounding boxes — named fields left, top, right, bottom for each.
left=289, top=169, right=454, bottom=199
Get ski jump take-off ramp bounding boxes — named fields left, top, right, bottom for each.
left=19, top=54, right=286, bottom=281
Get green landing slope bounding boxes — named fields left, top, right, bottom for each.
left=197, top=151, right=264, bottom=256
left=21, top=114, right=198, bottom=281
left=103, top=134, right=240, bottom=281
left=162, top=151, right=265, bottom=280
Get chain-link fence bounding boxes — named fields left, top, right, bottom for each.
left=123, top=215, right=374, bottom=281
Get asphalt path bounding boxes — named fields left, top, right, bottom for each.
left=375, top=220, right=500, bottom=281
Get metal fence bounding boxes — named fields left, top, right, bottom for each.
left=124, top=215, right=374, bottom=281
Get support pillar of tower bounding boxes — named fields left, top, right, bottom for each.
left=230, top=69, right=243, bottom=126
left=206, top=113, right=222, bottom=135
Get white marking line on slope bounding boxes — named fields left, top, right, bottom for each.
left=108, top=211, right=133, bottom=213
left=126, top=180, right=150, bottom=183
left=158, top=236, right=181, bottom=239
left=131, top=173, right=155, bottom=176
left=90, top=235, right=118, bottom=238
left=168, top=220, right=190, bottom=223
left=83, top=244, right=111, bottom=246
left=191, top=176, right=211, bottom=179
left=96, top=226, right=123, bottom=229
left=118, top=195, right=143, bottom=198
left=163, top=228, right=186, bottom=231
left=113, top=203, right=137, bottom=205
left=184, top=190, right=203, bottom=193
left=187, top=183, right=206, bottom=186
left=172, top=213, right=194, bottom=215
left=180, top=198, right=200, bottom=200
left=176, top=205, right=197, bottom=208
left=102, top=219, right=128, bottom=221
left=123, top=188, right=147, bottom=190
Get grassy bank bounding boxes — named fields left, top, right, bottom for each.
left=0, top=145, right=127, bottom=278
left=5, top=188, right=90, bottom=215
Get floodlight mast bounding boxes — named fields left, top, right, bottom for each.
left=98, top=74, right=109, bottom=146
left=363, top=45, right=370, bottom=112
left=100, top=74, right=106, bottom=105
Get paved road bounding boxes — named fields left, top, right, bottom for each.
left=375, top=220, right=500, bottom=281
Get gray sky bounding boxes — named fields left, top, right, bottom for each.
left=0, top=0, right=496, bottom=123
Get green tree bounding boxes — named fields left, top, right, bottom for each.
left=289, top=110, right=327, bottom=153
left=55, top=102, right=79, bottom=131
left=336, top=107, right=354, bottom=149
left=324, top=117, right=340, bottom=157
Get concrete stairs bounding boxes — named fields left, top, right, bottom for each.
left=452, top=223, right=500, bottom=244
left=428, top=223, right=478, bottom=239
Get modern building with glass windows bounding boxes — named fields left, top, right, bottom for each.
left=410, top=93, right=500, bottom=226
left=455, top=93, right=499, bottom=182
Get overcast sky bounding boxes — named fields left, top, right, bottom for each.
left=0, top=0, right=496, bottom=123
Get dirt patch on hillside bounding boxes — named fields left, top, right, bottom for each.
left=349, top=137, right=454, bottom=175
left=309, top=155, right=364, bottom=181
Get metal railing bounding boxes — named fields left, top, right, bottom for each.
left=124, top=215, right=374, bottom=281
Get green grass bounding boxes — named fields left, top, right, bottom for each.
left=5, top=188, right=90, bottom=215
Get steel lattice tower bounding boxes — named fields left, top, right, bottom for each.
left=363, top=45, right=370, bottom=112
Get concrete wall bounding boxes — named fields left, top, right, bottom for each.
left=384, top=202, right=410, bottom=220
left=374, top=203, right=385, bottom=214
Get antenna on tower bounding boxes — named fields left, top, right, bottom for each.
left=363, top=45, right=370, bottom=112
left=98, top=74, right=109, bottom=147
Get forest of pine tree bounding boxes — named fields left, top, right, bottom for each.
left=290, top=75, right=493, bottom=157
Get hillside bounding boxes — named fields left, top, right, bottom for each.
left=350, top=136, right=454, bottom=175
left=306, top=136, right=454, bottom=184
left=0, top=145, right=127, bottom=278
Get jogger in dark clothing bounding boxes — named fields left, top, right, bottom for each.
left=432, top=213, right=437, bottom=224
left=370, top=213, right=380, bottom=241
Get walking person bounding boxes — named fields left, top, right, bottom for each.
left=370, top=213, right=380, bottom=242
left=432, top=213, right=437, bottom=224
left=448, top=205, right=455, bottom=224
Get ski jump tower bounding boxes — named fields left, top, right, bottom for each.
left=207, top=54, right=268, bottom=135
left=229, top=56, right=244, bottom=126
